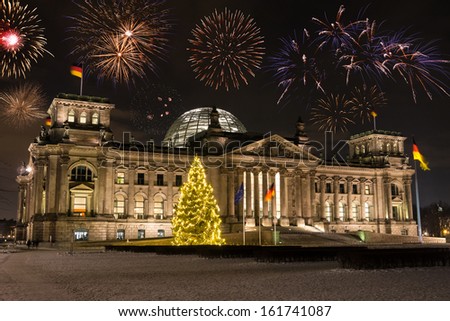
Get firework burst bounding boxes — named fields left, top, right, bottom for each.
left=1, top=0, right=51, bottom=78
left=68, top=0, right=171, bottom=84
left=349, top=85, right=387, bottom=124
left=0, top=83, right=47, bottom=127
left=130, top=84, right=183, bottom=138
left=187, top=8, right=265, bottom=91
left=310, top=93, right=354, bottom=132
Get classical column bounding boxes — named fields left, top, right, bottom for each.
left=372, top=178, right=379, bottom=221
left=384, top=177, right=393, bottom=220
left=219, top=168, right=228, bottom=219
left=309, top=171, right=316, bottom=221
left=245, top=170, right=253, bottom=225
left=295, top=170, right=303, bottom=226
left=262, top=168, right=271, bottom=226
left=304, top=171, right=312, bottom=224
left=333, top=176, right=340, bottom=221
left=46, top=154, right=59, bottom=213
left=59, top=155, right=70, bottom=214
left=360, top=178, right=367, bottom=221
left=104, top=159, right=114, bottom=215
left=404, top=178, right=413, bottom=221
left=148, top=170, right=155, bottom=218
left=280, top=169, right=289, bottom=226
left=252, top=168, right=260, bottom=223
left=16, top=184, right=26, bottom=223
left=270, top=170, right=277, bottom=221
left=236, top=168, right=244, bottom=221
left=346, top=177, right=353, bottom=221
left=320, top=175, right=326, bottom=221
left=166, top=168, right=174, bottom=218
left=33, top=158, right=46, bottom=215
left=226, top=169, right=236, bottom=222
left=128, top=165, right=135, bottom=217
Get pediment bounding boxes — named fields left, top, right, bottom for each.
left=228, top=134, right=319, bottom=162
left=70, top=183, right=94, bottom=192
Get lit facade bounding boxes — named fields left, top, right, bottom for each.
left=16, top=94, right=417, bottom=243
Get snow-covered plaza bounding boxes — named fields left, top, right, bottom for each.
left=1, top=249, right=449, bottom=301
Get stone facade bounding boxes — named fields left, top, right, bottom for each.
left=16, top=94, right=418, bottom=243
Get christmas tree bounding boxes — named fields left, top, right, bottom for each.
left=172, top=156, right=225, bottom=245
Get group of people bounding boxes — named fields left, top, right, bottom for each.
left=26, top=239, right=39, bottom=249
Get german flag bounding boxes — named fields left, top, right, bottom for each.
left=370, top=110, right=377, bottom=117
left=413, top=139, right=430, bottom=171
left=264, top=183, right=275, bottom=202
left=70, top=64, right=82, bottom=78
left=45, top=115, right=51, bottom=127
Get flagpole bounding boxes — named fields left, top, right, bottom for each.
left=80, top=70, right=83, bottom=96
left=242, top=206, right=245, bottom=246
left=373, top=114, right=377, bottom=131
left=413, top=160, right=423, bottom=243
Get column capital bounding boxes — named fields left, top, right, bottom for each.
left=319, top=174, right=327, bottom=181
left=332, top=175, right=340, bottom=181
left=359, top=177, right=367, bottom=183
left=346, top=176, right=353, bottom=182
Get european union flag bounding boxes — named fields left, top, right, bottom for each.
left=234, top=183, right=244, bottom=204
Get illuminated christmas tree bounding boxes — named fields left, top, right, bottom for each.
left=172, top=156, right=225, bottom=245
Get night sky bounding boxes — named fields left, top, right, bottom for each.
left=0, top=0, right=449, bottom=220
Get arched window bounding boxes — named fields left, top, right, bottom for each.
left=68, top=109, right=75, bottom=122
left=134, top=194, right=145, bottom=219
left=154, top=194, right=165, bottom=219
left=325, top=201, right=332, bottom=222
left=114, top=194, right=126, bottom=218
left=361, top=144, right=366, bottom=154
left=70, top=166, right=93, bottom=182
left=338, top=202, right=345, bottom=220
left=351, top=202, right=358, bottom=220
left=355, top=146, right=360, bottom=155
left=364, top=202, right=370, bottom=220
left=92, top=112, right=99, bottom=125
left=386, top=143, right=391, bottom=153
left=80, top=111, right=87, bottom=124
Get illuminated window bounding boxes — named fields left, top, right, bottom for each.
left=116, top=229, right=125, bottom=240
left=154, top=195, right=165, bottom=218
left=68, top=109, right=75, bottom=122
left=73, top=197, right=87, bottom=216
left=351, top=202, right=358, bottom=220
left=361, top=144, right=366, bottom=154
left=116, top=172, right=125, bottom=184
left=338, top=202, right=345, bottom=220
left=80, top=111, right=87, bottom=124
left=157, top=229, right=165, bottom=237
left=92, top=112, right=99, bottom=125
left=70, top=166, right=93, bottom=182
left=114, top=194, right=125, bottom=218
left=325, top=202, right=332, bottom=221
left=364, top=184, right=371, bottom=195
left=135, top=195, right=144, bottom=219
left=355, top=146, right=360, bottom=155
left=386, top=143, right=391, bottom=153
left=364, top=202, right=370, bottom=220
left=74, top=228, right=88, bottom=241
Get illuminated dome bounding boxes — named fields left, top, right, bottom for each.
left=163, top=107, right=247, bottom=147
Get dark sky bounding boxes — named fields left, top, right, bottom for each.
left=1, top=0, right=449, bottom=220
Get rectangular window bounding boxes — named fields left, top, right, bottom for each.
left=325, top=182, right=332, bottom=193
left=137, top=173, right=145, bottom=185
left=114, top=200, right=125, bottom=217
left=73, top=196, right=87, bottom=216
left=135, top=200, right=144, bottom=218
left=138, top=229, right=145, bottom=239
left=364, top=184, right=371, bottom=195
left=352, top=184, right=358, bottom=194
left=116, top=172, right=125, bottom=184
left=157, top=229, right=165, bottom=237
left=74, top=230, right=88, bottom=241
left=156, top=174, right=164, bottom=186
left=116, top=229, right=125, bottom=240
left=175, top=175, right=183, bottom=187
left=339, top=183, right=345, bottom=194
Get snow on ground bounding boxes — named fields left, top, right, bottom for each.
left=1, top=249, right=449, bottom=301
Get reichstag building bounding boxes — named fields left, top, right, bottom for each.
left=15, top=94, right=417, bottom=242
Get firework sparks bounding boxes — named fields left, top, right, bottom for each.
left=268, top=30, right=324, bottom=105
left=0, top=0, right=51, bottom=78
left=68, top=0, right=171, bottom=84
left=310, top=93, right=354, bottom=132
left=349, top=85, right=387, bottom=124
left=0, top=83, right=47, bottom=127
left=130, top=84, right=183, bottom=138
left=187, top=8, right=265, bottom=91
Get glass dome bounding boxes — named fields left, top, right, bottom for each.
left=163, top=107, right=247, bottom=147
